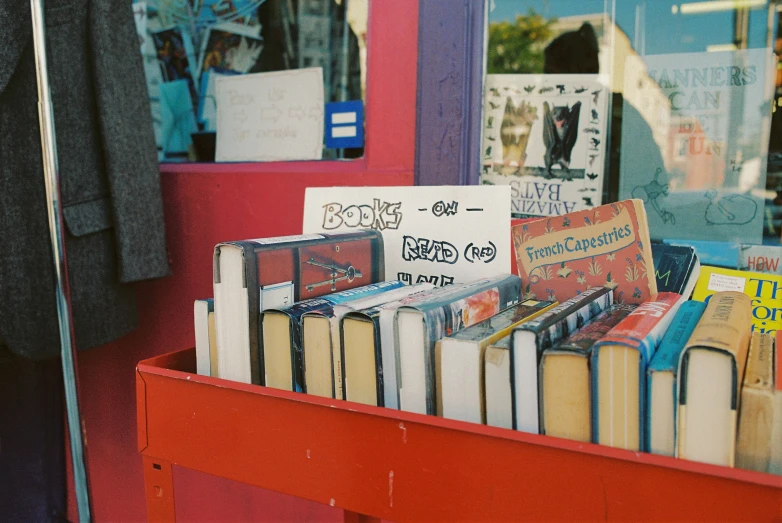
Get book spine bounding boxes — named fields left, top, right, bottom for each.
left=424, top=277, right=521, bottom=415
left=243, top=243, right=262, bottom=385
left=510, top=287, right=613, bottom=432
left=520, top=286, right=612, bottom=334
left=553, top=303, right=637, bottom=354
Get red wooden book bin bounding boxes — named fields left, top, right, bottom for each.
left=137, top=347, right=782, bottom=522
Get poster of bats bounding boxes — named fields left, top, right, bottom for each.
left=481, top=74, right=609, bottom=217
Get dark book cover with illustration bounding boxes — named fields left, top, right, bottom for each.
left=215, top=230, right=383, bottom=384
left=652, top=243, right=697, bottom=294
left=445, top=299, right=555, bottom=344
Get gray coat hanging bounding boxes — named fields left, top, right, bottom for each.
left=0, top=0, right=170, bottom=359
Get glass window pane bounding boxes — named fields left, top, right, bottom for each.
left=483, top=0, right=781, bottom=265
left=134, top=0, right=367, bottom=162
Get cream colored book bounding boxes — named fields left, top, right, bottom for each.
left=736, top=332, right=775, bottom=472
left=677, top=291, right=752, bottom=467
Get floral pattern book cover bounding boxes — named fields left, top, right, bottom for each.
left=512, top=199, right=657, bottom=304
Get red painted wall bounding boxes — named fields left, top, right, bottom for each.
left=66, top=1, right=419, bottom=520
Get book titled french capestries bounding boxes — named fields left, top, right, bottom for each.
left=395, top=274, right=522, bottom=415
left=511, top=286, right=614, bottom=433
left=512, top=199, right=657, bottom=304
left=214, top=230, right=384, bottom=384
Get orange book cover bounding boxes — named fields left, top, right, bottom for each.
left=512, top=199, right=657, bottom=304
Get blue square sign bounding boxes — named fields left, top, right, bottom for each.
left=325, top=100, right=364, bottom=149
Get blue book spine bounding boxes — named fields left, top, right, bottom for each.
left=322, top=280, right=405, bottom=305
left=645, top=300, right=706, bottom=451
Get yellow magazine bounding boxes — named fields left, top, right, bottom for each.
left=691, top=266, right=781, bottom=335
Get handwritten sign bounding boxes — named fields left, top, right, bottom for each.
left=302, top=186, right=511, bottom=286
left=215, top=68, right=324, bottom=162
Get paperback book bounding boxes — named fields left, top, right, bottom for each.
left=262, top=281, right=404, bottom=393
left=194, top=298, right=216, bottom=377
left=300, top=280, right=405, bottom=399
left=340, top=283, right=437, bottom=408
left=651, top=243, right=700, bottom=296
left=395, top=274, right=522, bottom=415
left=437, top=299, right=556, bottom=424
left=691, top=265, right=782, bottom=335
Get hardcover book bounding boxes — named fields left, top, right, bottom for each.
left=651, top=243, right=700, bottom=296
left=261, top=281, right=402, bottom=393
left=511, top=199, right=657, bottom=304
left=511, top=285, right=614, bottom=433
left=538, top=303, right=637, bottom=442
left=736, top=332, right=776, bottom=472
left=436, top=299, right=556, bottom=424
left=395, top=274, right=522, bottom=415
left=772, top=331, right=782, bottom=474
left=213, top=230, right=383, bottom=384
left=646, top=300, right=706, bottom=456
left=300, top=280, right=417, bottom=400
left=592, top=292, right=683, bottom=451
left=691, top=265, right=782, bottom=335
left=485, top=335, right=513, bottom=429
left=480, top=74, right=610, bottom=217
left=340, top=283, right=436, bottom=408
left=301, top=280, right=405, bottom=399
left=678, top=291, right=752, bottom=467
left=194, top=298, right=215, bottom=377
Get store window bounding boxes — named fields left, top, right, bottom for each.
left=483, top=0, right=782, bottom=267
left=133, top=0, right=367, bottom=162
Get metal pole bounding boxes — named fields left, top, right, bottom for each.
left=338, top=0, right=350, bottom=159
left=29, top=0, right=92, bottom=521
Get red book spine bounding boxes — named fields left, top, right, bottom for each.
left=598, top=292, right=681, bottom=345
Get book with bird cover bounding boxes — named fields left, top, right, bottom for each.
left=481, top=74, right=610, bottom=217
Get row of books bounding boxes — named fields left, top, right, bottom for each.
left=193, top=199, right=781, bottom=473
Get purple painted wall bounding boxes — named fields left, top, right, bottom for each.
left=415, top=0, right=485, bottom=186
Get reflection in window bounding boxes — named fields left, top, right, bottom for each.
left=133, top=0, right=367, bottom=162
left=484, top=0, right=781, bottom=262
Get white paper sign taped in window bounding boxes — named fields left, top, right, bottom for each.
left=215, top=68, right=324, bottom=162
